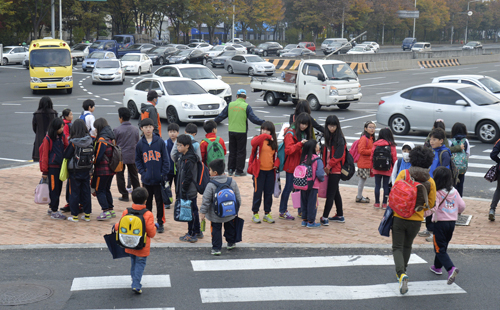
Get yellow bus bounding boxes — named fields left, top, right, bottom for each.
left=29, top=38, right=73, bottom=94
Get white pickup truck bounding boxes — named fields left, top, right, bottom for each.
left=250, top=59, right=362, bottom=110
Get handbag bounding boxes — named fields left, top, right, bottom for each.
left=291, top=191, right=301, bottom=209
left=318, top=174, right=329, bottom=198
left=234, top=216, right=244, bottom=243
left=103, top=229, right=130, bottom=259
left=484, top=164, right=498, bottom=182
left=378, top=206, right=394, bottom=237
left=174, top=199, right=193, bottom=222
left=59, top=158, right=69, bottom=181
left=273, top=173, right=281, bottom=198
left=34, top=178, right=51, bottom=204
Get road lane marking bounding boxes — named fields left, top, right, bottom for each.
left=255, top=110, right=270, bottom=113
left=2, top=103, right=21, bottom=105
left=191, top=254, right=426, bottom=271
left=362, top=82, right=399, bottom=87
left=412, top=71, right=439, bottom=75
left=0, top=157, right=31, bottom=162
left=200, top=281, right=466, bottom=303
left=478, top=70, right=496, bottom=73
left=14, top=112, right=33, bottom=114
left=70, top=275, right=171, bottom=291
left=360, top=77, right=386, bottom=81
left=339, top=114, right=376, bottom=123
left=376, top=91, right=397, bottom=95
left=53, top=104, right=68, bottom=107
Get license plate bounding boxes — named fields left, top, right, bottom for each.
left=204, top=111, right=219, bottom=116
left=347, top=95, right=354, bottom=100
left=47, top=84, right=57, bottom=88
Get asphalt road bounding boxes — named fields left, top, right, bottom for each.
left=0, top=246, right=498, bottom=310
left=0, top=61, right=498, bottom=199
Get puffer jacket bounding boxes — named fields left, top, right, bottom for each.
left=322, top=140, right=345, bottom=174
left=94, top=125, right=116, bottom=176
left=370, top=139, right=397, bottom=177
left=357, top=135, right=374, bottom=169
left=200, top=175, right=241, bottom=223
left=283, top=128, right=303, bottom=174
left=175, top=147, right=198, bottom=200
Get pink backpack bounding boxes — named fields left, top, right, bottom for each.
left=34, top=178, right=51, bottom=204
left=350, top=139, right=361, bottom=163
left=293, top=157, right=320, bottom=190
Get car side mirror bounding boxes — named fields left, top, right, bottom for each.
left=217, top=75, right=222, bottom=80
left=317, top=73, right=325, bottom=81
left=455, top=99, right=468, bottom=106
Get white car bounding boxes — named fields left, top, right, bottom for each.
left=71, top=43, right=90, bottom=62
left=225, top=43, right=247, bottom=53
left=123, top=77, right=226, bottom=124
left=411, top=42, right=431, bottom=52
left=2, top=46, right=29, bottom=65
left=187, top=42, right=213, bottom=52
left=120, top=53, right=153, bottom=75
left=361, top=41, right=380, bottom=52
left=227, top=38, right=243, bottom=43
left=346, top=45, right=375, bottom=54
left=432, top=75, right=500, bottom=99
left=91, top=59, right=125, bottom=85
left=153, top=64, right=232, bottom=103
left=204, top=45, right=236, bottom=59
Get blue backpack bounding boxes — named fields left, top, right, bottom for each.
left=277, top=130, right=294, bottom=172
left=79, top=113, right=88, bottom=121
left=211, top=177, right=238, bottom=218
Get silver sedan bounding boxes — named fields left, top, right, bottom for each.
left=376, top=83, right=500, bottom=143
left=224, top=54, right=275, bottom=76
left=91, top=59, right=125, bottom=85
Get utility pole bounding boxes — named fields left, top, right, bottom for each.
left=51, top=0, right=55, bottom=38
left=59, top=0, right=62, bottom=40
left=465, top=0, right=480, bottom=44
left=413, top=0, right=416, bottom=38
left=341, top=7, right=345, bottom=38
left=232, top=4, right=235, bottom=43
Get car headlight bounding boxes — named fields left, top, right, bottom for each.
left=220, top=99, right=226, bottom=108
left=117, top=70, right=122, bottom=74
left=62, top=76, right=73, bottom=82
left=329, top=86, right=338, bottom=96
left=31, top=77, right=42, bottom=83
left=226, top=87, right=232, bottom=96
left=256, top=65, right=264, bottom=70
left=181, top=101, right=197, bottom=109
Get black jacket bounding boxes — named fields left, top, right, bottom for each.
left=175, top=147, right=198, bottom=200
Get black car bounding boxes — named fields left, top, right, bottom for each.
left=239, top=41, right=256, bottom=53
left=211, top=50, right=243, bottom=68
left=253, top=42, right=282, bottom=56
left=462, top=41, right=483, bottom=50
left=147, top=46, right=178, bottom=65
left=280, top=48, right=315, bottom=57
left=323, top=42, right=352, bottom=55
left=166, top=49, right=205, bottom=64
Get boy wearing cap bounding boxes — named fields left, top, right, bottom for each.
left=135, top=118, right=170, bottom=233
left=214, top=89, right=264, bottom=176
left=141, top=90, right=162, bottom=137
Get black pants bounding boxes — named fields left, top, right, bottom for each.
left=187, top=198, right=201, bottom=236
left=228, top=131, right=247, bottom=173
left=323, top=174, right=343, bottom=218
left=301, top=188, right=318, bottom=223
left=425, top=215, right=434, bottom=233
left=433, top=221, right=456, bottom=271
left=374, top=174, right=390, bottom=204
left=252, top=170, right=274, bottom=213
left=456, top=174, right=465, bottom=197
left=144, top=184, right=164, bottom=225
left=48, top=167, right=63, bottom=212
left=95, top=175, right=114, bottom=211
left=69, top=174, right=91, bottom=216
left=211, top=220, right=236, bottom=251
left=116, top=164, right=140, bottom=196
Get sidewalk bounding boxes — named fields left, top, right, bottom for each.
left=1, top=164, right=498, bottom=247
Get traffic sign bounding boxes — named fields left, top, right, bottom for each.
left=468, top=11, right=473, bottom=16
left=397, top=10, right=420, bottom=18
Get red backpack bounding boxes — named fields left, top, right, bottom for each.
left=388, top=170, right=429, bottom=218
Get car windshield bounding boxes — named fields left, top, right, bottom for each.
left=163, top=80, right=207, bottom=95
left=257, top=43, right=268, bottom=48
left=180, top=67, right=216, bottom=79
left=479, top=77, right=500, bottom=94
left=88, top=52, right=106, bottom=59
left=96, top=60, right=119, bottom=68
left=187, top=43, right=199, bottom=48
left=298, top=43, right=307, bottom=47
left=289, top=48, right=302, bottom=54
left=121, top=55, right=140, bottom=61
left=127, top=44, right=142, bottom=49
left=90, top=41, right=105, bottom=48
left=285, top=44, right=296, bottom=49
left=465, top=42, right=476, bottom=46
left=72, top=44, right=87, bottom=51
left=3, top=47, right=13, bottom=53
left=458, top=86, right=500, bottom=105
left=245, top=55, right=265, bottom=63
left=173, top=50, right=191, bottom=56
left=323, top=39, right=334, bottom=45
left=322, top=63, right=358, bottom=80
left=30, top=49, right=71, bottom=67
left=413, top=43, right=424, bottom=48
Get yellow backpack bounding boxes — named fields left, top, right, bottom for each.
left=116, top=208, right=148, bottom=249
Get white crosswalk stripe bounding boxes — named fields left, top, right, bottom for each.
left=70, top=275, right=171, bottom=291
left=87, top=308, right=174, bottom=310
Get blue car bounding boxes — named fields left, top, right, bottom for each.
left=402, top=37, right=417, bottom=51
left=82, top=51, right=116, bottom=72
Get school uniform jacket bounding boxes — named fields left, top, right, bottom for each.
left=370, top=139, right=397, bottom=177
left=322, top=140, right=346, bottom=174
left=283, top=128, right=303, bottom=174
left=248, top=133, right=280, bottom=178
left=135, top=134, right=170, bottom=185
left=39, top=134, right=69, bottom=174
left=114, top=204, right=156, bottom=257
left=357, top=135, right=374, bottom=169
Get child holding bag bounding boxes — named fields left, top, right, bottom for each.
left=249, top=121, right=280, bottom=224
left=299, top=140, right=325, bottom=228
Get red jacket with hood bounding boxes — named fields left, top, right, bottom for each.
left=248, top=133, right=280, bottom=178
left=283, top=128, right=303, bottom=174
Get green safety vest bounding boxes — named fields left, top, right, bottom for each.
left=227, top=98, right=248, bottom=133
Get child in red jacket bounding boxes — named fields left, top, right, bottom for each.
left=370, top=128, right=398, bottom=210
left=200, top=120, right=226, bottom=166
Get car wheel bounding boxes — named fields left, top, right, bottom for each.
left=263, top=51, right=268, bottom=57
left=2, top=58, right=8, bottom=66
left=148, top=65, right=152, bottom=73
left=92, top=81, right=96, bottom=85
left=265, top=92, right=279, bottom=106
left=82, top=68, right=87, bottom=72
left=389, top=114, right=410, bottom=135
left=167, top=106, right=180, bottom=124
left=138, top=67, right=141, bottom=75
left=159, top=57, right=164, bottom=65
left=73, top=59, right=77, bottom=65
left=211, top=64, right=216, bottom=68
left=292, top=99, right=299, bottom=106
left=227, top=66, right=234, bottom=74
left=67, top=88, right=73, bottom=94
left=307, top=95, right=321, bottom=111
left=338, top=103, right=350, bottom=110
left=128, top=100, right=140, bottom=119
left=248, top=68, right=254, bottom=76
left=476, top=120, right=499, bottom=143
left=32, top=89, right=38, bottom=95
left=202, top=58, right=207, bottom=65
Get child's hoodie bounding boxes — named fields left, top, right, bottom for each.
left=424, top=188, right=466, bottom=222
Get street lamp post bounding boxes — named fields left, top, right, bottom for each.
left=232, top=4, right=235, bottom=43
left=413, top=0, right=416, bottom=38
left=59, top=0, right=62, bottom=40
left=465, top=0, right=480, bottom=43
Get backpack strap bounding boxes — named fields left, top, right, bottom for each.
left=224, top=177, right=232, bottom=187
left=203, top=138, right=211, bottom=145
left=45, top=135, right=53, bottom=152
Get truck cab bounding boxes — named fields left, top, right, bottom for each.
left=113, top=35, right=134, bottom=49
left=88, top=40, right=118, bottom=55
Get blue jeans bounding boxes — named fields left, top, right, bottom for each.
left=279, top=172, right=294, bottom=214
left=130, top=255, right=147, bottom=290
left=301, top=188, right=318, bottom=223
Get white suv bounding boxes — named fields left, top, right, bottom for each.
left=432, top=75, right=500, bottom=99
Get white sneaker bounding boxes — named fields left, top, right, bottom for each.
left=67, top=216, right=79, bottom=222
left=81, top=215, right=90, bottom=222
left=252, top=214, right=261, bottom=223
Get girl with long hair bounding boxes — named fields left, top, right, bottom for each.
left=356, top=121, right=376, bottom=203
left=32, top=96, right=58, bottom=161
left=370, top=128, right=397, bottom=209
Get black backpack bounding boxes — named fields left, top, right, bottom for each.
left=373, top=145, right=392, bottom=171
left=72, top=142, right=94, bottom=169
left=340, top=146, right=355, bottom=181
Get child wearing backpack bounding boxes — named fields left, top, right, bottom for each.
left=92, top=118, right=117, bottom=221
left=200, top=159, right=241, bottom=255
left=298, top=140, right=325, bottom=228
left=81, top=99, right=96, bottom=137
left=39, top=118, right=68, bottom=220
left=390, top=142, right=414, bottom=186
left=64, top=119, right=93, bottom=222
left=356, top=121, right=376, bottom=204
left=201, top=120, right=226, bottom=166
left=321, top=115, right=346, bottom=225
left=279, top=112, right=313, bottom=221
left=449, top=122, right=470, bottom=197
left=170, top=123, right=202, bottom=162
left=249, top=121, right=279, bottom=224
left=60, top=108, right=73, bottom=213
left=425, top=166, right=465, bottom=285
left=114, top=187, right=157, bottom=294
left=164, top=123, right=180, bottom=208
left=135, top=118, right=170, bottom=233
left=370, top=128, right=397, bottom=210
left=174, top=134, right=202, bottom=243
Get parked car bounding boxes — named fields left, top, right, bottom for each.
left=377, top=83, right=500, bottom=143
left=298, top=42, right=316, bottom=51
left=122, top=43, right=156, bottom=53
left=22, top=54, right=29, bottom=69
left=82, top=51, right=116, bottom=72
left=204, top=45, right=236, bottom=62
left=411, top=42, right=431, bottom=52
left=227, top=38, right=243, bottom=43
left=211, top=50, right=244, bottom=68
left=322, top=41, right=352, bottom=55
left=402, top=37, right=417, bottom=51
left=166, top=49, right=206, bottom=64
left=346, top=45, right=375, bottom=54
left=225, top=54, right=275, bottom=76
left=361, top=41, right=380, bottom=52
left=280, top=48, right=315, bottom=57
left=123, top=77, right=226, bottom=124
left=91, top=59, right=125, bottom=85
left=321, top=38, right=348, bottom=50
left=239, top=41, right=256, bottom=53
left=120, top=53, right=153, bottom=74
left=167, top=44, right=189, bottom=50
left=153, top=64, right=232, bottom=103
left=2, top=46, right=29, bottom=65
left=147, top=46, right=178, bottom=65
left=462, top=41, right=483, bottom=50
left=225, top=43, right=247, bottom=54
left=278, top=44, right=299, bottom=56
left=432, top=75, right=500, bottom=99
left=253, top=42, right=282, bottom=56
left=189, top=39, right=206, bottom=43
left=187, top=42, right=213, bottom=52
left=71, top=43, right=90, bottom=62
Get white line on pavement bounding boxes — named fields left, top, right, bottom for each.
left=255, top=110, right=270, bottom=113
left=14, top=112, right=33, bottom=114
left=2, top=103, right=21, bottom=105
left=457, top=67, right=478, bottom=70
left=71, top=275, right=171, bottom=291
left=478, top=70, right=497, bottom=73
left=376, top=91, right=397, bottom=95
left=411, top=70, right=439, bottom=75
left=0, top=157, right=31, bottom=162
left=339, top=114, right=376, bottom=123
left=362, top=82, right=399, bottom=87
left=114, top=101, right=121, bottom=104
left=360, top=76, right=386, bottom=81
left=22, top=97, right=38, bottom=99
left=53, top=104, right=68, bottom=107
left=95, top=105, right=116, bottom=108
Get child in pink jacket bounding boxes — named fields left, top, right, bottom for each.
left=425, top=166, right=466, bottom=285
left=299, top=140, right=325, bottom=228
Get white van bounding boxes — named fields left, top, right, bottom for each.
left=411, top=42, right=431, bottom=52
